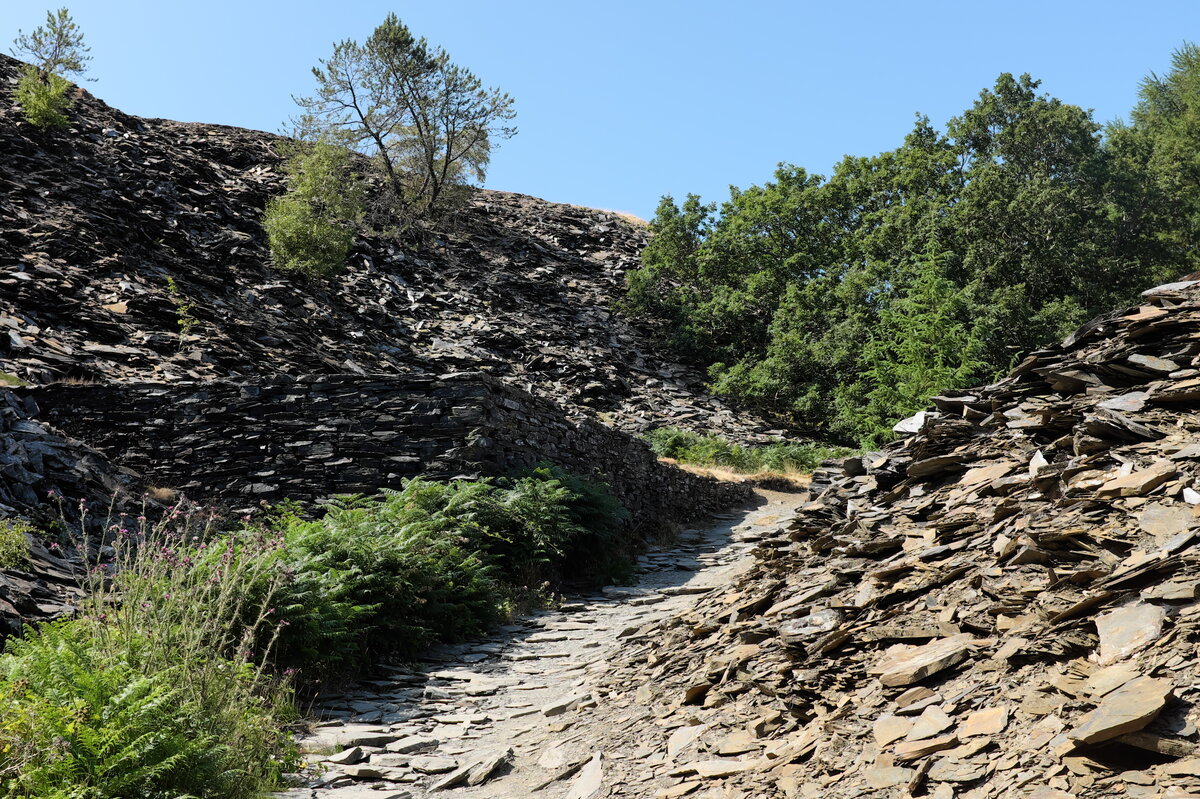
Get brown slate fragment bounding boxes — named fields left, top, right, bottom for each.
left=894, top=733, right=960, bottom=761
left=868, top=634, right=976, bottom=687
left=1068, top=676, right=1173, bottom=745
left=1127, top=353, right=1179, bottom=374
left=960, top=706, right=1009, bottom=738
left=873, top=715, right=913, bottom=746
left=862, top=766, right=914, bottom=789
left=905, top=706, right=955, bottom=741
left=1097, top=461, right=1177, bottom=498
left=1095, top=603, right=1166, bottom=664
left=907, top=454, right=968, bottom=478
left=1137, top=502, right=1196, bottom=541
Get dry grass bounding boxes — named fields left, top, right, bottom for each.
left=145, top=486, right=178, bottom=503
left=659, top=457, right=812, bottom=492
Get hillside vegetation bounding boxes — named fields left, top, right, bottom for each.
left=626, top=46, right=1200, bottom=446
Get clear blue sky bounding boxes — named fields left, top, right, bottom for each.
left=4, top=1, right=1199, bottom=220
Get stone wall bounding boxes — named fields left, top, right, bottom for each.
left=20, top=373, right=748, bottom=527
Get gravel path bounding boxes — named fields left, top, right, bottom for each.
left=278, top=488, right=805, bottom=799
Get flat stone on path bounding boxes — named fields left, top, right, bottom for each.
left=409, top=755, right=459, bottom=774
left=565, top=752, right=604, bottom=799
left=467, top=747, right=514, bottom=785
left=385, top=735, right=439, bottom=754
left=303, top=724, right=401, bottom=751
left=543, top=691, right=591, bottom=716
left=326, top=746, right=365, bottom=765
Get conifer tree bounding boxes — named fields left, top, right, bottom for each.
left=10, top=7, right=90, bottom=128
left=293, top=13, right=516, bottom=222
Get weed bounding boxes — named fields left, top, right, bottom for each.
left=165, top=276, right=198, bottom=345
left=0, top=499, right=297, bottom=798
left=0, top=520, right=31, bottom=569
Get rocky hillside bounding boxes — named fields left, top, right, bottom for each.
left=569, top=279, right=1200, bottom=797
left=0, top=53, right=777, bottom=443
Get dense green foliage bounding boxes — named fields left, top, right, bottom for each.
left=268, top=470, right=629, bottom=675
left=14, top=68, right=73, bottom=129
left=0, top=520, right=296, bottom=798
left=292, top=13, right=516, bottom=223
left=0, top=520, right=30, bottom=569
left=10, top=8, right=90, bottom=129
left=1116, top=42, right=1200, bottom=274
left=264, top=140, right=364, bottom=276
left=627, top=63, right=1200, bottom=446
left=644, top=427, right=849, bottom=475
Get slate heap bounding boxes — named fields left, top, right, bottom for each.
left=582, top=280, right=1200, bottom=798
left=0, top=389, right=130, bottom=637
left=0, top=53, right=777, bottom=445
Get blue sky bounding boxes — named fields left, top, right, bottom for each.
left=4, top=1, right=1199, bottom=220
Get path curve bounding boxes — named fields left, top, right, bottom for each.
left=279, top=487, right=805, bottom=799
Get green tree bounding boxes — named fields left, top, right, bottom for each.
left=851, top=247, right=986, bottom=445
left=10, top=7, right=90, bottom=128
left=946, top=73, right=1140, bottom=362
left=263, top=139, right=365, bottom=276
left=625, top=72, right=1170, bottom=445
left=293, top=13, right=516, bottom=221
left=1115, top=42, right=1200, bottom=273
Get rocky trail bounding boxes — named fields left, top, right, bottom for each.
left=279, top=488, right=806, bottom=799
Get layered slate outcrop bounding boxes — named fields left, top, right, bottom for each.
left=575, top=281, right=1200, bottom=798
left=0, top=388, right=135, bottom=636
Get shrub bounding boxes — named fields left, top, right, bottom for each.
left=526, top=466, right=632, bottom=585
left=644, top=427, right=849, bottom=475
left=11, top=8, right=91, bottom=129
left=263, top=196, right=354, bottom=276
left=13, top=67, right=73, bottom=129
left=264, top=471, right=630, bottom=675
left=270, top=489, right=501, bottom=673
left=0, top=507, right=298, bottom=798
left=263, top=140, right=363, bottom=277
left=0, top=622, right=290, bottom=799
left=0, top=520, right=31, bottom=569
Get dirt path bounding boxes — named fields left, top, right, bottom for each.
left=278, top=488, right=803, bottom=799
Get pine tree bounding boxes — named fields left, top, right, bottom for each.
left=10, top=7, right=90, bottom=128
left=293, top=13, right=516, bottom=222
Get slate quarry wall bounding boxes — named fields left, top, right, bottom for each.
left=20, top=373, right=748, bottom=526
